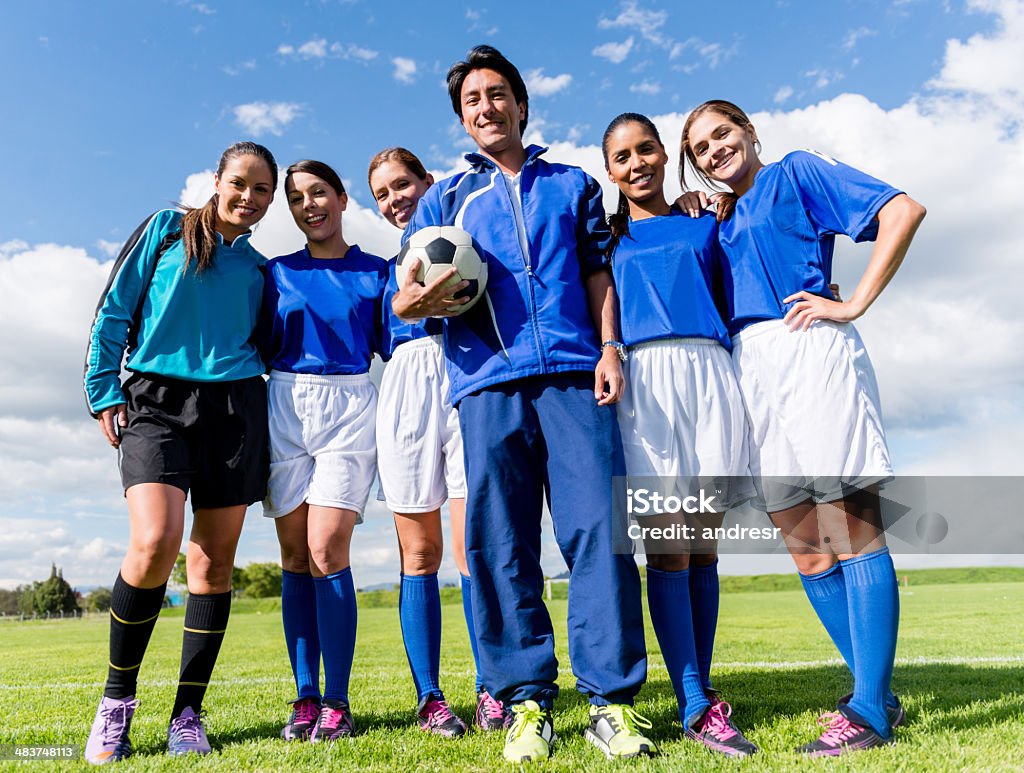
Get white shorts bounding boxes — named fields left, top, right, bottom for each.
left=377, top=336, right=466, bottom=513
left=732, top=320, right=893, bottom=512
left=617, top=338, right=754, bottom=509
left=262, top=371, right=377, bottom=521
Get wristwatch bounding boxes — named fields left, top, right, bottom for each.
left=602, top=340, right=628, bottom=362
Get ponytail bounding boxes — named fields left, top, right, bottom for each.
left=606, top=192, right=631, bottom=260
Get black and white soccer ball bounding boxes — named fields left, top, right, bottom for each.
left=397, top=226, right=487, bottom=314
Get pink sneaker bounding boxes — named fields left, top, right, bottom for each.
left=475, top=690, right=508, bottom=731
left=686, top=700, right=758, bottom=758
left=281, top=696, right=321, bottom=741
left=797, top=712, right=890, bottom=757
left=417, top=694, right=468, bottom=738
left=310, top=700, right=355, bottom=742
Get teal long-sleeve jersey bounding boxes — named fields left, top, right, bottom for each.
left=83, top=209, right=266, bottom=417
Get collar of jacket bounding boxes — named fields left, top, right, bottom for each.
left=463, top=144, right=548, bottom=172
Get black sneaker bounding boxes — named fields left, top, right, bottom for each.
left=838, top=691, right=905, bottom=728
left=281, top=696, right=320, bottom=741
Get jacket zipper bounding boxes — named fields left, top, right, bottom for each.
left=502, top=165, right=547, bottom=373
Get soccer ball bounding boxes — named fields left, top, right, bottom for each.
left=397, top=226, right=488, bottom=314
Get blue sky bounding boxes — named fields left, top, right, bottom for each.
left=1, top=0, right=1022, bottom=590
left=0, top=0, right=993, bottom=247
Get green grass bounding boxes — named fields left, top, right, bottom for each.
left=2, top=579, right=1023, bottom=770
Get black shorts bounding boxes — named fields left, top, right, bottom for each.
left=118, top=372, right=269, bottom=510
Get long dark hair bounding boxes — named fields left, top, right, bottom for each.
left=601, top=112, right=665, bottom=258
left=180, top=141, right=278, bottom=272
left=679, top=100, right=755, bottom=222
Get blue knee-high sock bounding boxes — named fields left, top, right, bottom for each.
left=688, top=560, right=719, bottom=691
left=461, top=574, right=484, bottom=693
left=282, top=570, right=321, bottom=700
left=400, top=573, right=442, bottom=701
left=647, top=567, right=710, bottom=727
left=313, top=568, right=357, bottom=704
left=842, top=548, right=899, bottom=738
left=800, top=562, right=856, bottom=671
left=800, top=562, right=898, bottom=711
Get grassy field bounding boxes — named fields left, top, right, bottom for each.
left=2, top=577, right=1023, bottom=771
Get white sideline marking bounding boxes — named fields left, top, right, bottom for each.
left=1, top=656, right=1021, bottom=691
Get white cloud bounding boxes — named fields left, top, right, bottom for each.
left=278, top=39, right=379, bottom=62
left=232, top=101, right=303, bottom=137
left=222, top=60, right=256, bottom=77
left=774, top=85, right=795, bottom=104
left=593, top=37, right=634, bottom=64
left=297, top=38, right=328, bottom=59
left=95, top=239, right=120, bottom=258
left=629, top=80, right=661, bottom=96
left=525, top=68, right=573, bottom=97
left=843, top=26, right=877, bottom=50
left=670, top=37, right=738, bottom=69
left=804, top=67, right=844, bottom=89
left=392, top=57, right=418, bottom=85
left=598, top=1, right=667, bottom=33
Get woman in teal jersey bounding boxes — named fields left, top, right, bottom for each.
left=83, top=141, right=277, bottom=763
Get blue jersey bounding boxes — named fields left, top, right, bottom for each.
left=84, top=209, right=266, bottom=417
left=405, top=145, right=611, bottom=405
left=612, top=208, right=731, bottom=350
left=259, top=245, right=388, bottom=375
left=718, top=150, right=902, bottom=335
left=381, top=258, right=443, bottom=357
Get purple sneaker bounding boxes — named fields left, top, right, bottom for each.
left=417, top=694, right=468, bottom=738
left=686, top=700, right=758, bottom=758
left=838, top=691, right=906, bottom=729
left=309, top=700, right=355, bottom=742
left=475, top=690, right=508, bottom=731
left=281, top=696, right=321, bottom=741
left=797, top=711, right=891, bottom=757
left=85, top=696, right=139, bottom=765
left=167, top=706, right=212, bottom=756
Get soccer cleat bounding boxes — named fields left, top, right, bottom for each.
left=281, top=696, right=321, bottom=741
left=686, top=700, right=758, bottom=758
left=309, top=699, right=355, bottom=742
left=797, top=711, right=892, bottom=757
left=503, top=700, right=556, bottom=763
left=167, top=706, right=212, bottom=756
left=584, top=704, right=659, bottom=759
left=475, top=690, right=509, bottom=731
left=838, top=691, right=906, bottom=729
left=416, top=694, right=468, bottom=738
left=85, top=695, right=139, bottom=765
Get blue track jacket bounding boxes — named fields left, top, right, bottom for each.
left=403, top=145, right=611, bottom=405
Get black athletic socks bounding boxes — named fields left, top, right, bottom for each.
left=171, top=590, right=232, bottom=718
left=104, top=573, right=167, bottom=699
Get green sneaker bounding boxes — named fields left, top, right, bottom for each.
left=503, top=700, right=556, bottom=763
left=584, top=704, right=659, bottom=759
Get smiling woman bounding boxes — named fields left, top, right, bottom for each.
left=82, top=140, right=278, bottom=763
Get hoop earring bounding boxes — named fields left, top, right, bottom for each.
left=753, top=139, right=762, bottom=154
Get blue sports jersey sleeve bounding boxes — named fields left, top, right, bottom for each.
left=783, top=150, right=902, bottom=243
left=576, top=173, right=613, bottom=276
left=83, top=209, right=181, bottom=417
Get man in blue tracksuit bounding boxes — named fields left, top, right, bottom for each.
left=393, top=45, right=655, bottom=763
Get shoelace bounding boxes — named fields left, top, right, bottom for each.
left=292, top=699, right=319, bottom=726
left=101, top=699, right=139, bottom=742
left=701, top=702, right=738, bottom=741
left=603, top=705, right=653, bottom=735
left=319, top=706, right=349, bottom=731
left=423, top=699, right=456, bottom=727
left=169, top=711, right=206, bottom=744
left=816, top=712, right=859, bottom=745
left=480, top=692, right=506, bottom=722
left=508, top=703, right=547, bottom=741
